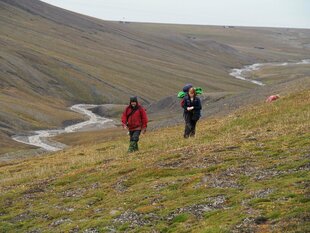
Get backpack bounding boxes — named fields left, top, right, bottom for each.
left=178, top=86, right=203, bottom=108
left=183, top=84, right=193, bottom=92
left=179, top=84, right=192, bottom=108
left=180, top=98, right=185, bottom=108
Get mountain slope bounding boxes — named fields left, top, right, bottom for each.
left=1, top=0, right=310, bottom=150
left=0, top=89, right=309, bottom=232
left=0, top=0, right=309, bottom=121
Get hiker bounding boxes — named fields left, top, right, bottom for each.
left=121, top=96, right=148, bottom=153
left=266, top=94, right=280, bottom=103
left=183, top=87, right=202, bottom=138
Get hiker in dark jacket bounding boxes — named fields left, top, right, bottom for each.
left=183, top=87, right=202, bottom=138
left=121, top=96, right=148, bottom=152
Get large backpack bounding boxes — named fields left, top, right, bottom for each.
left=180, top=98, right=185, bottom=108
left=178, top=86, right=203, bottom=108
left=179, top=84, right=192, bottom=108
left=183, top=84, right=193, bottom=93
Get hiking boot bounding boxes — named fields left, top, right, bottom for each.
left=128, top=141, right=139, bottom=153
left=135, top=142, right=139, bottom=151
left=128, top=141, right=136, bottom=153
left=132, top=141, right=138, bottom=151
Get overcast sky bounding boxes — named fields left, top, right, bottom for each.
left=41, top=0, right=310, bottom=29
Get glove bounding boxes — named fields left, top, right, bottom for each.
left=187, top=106, right=194, bottom=111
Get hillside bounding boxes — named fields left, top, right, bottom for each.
left=0, top=90, right=309, bottom=232
left=1, top=0, right=310, bottom=155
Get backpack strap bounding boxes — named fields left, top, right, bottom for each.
left=126, top=106, right=140, bottom=125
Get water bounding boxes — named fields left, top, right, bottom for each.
left=12, top=104, right=115, bottom=152
left=229, top=59, right=310, bottom=86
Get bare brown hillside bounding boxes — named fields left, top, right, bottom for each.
left=0, top=0, right=310, bottom=154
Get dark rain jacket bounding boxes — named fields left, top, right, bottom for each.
left=183, top=95, right=202, bottom=121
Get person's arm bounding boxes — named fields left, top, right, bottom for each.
left=195, top=98, right=202, bottom=110
left=182, top=96, right=187, bottom=111
left=140, top=108, right=148, bottom=132
left=121, top=108, right=128, bottom=128
left=183, top=97, right=191, bottom=111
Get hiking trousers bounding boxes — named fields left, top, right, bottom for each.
left=128, top=130, right=141, bottom=152
left=184, top=114, right=197, bottom=138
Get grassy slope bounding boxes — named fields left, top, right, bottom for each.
left=0, top=90, right=309, bottom=232
left=253, top=64, right=310, bottom=85
left=0, top=133, right=34, bottom=155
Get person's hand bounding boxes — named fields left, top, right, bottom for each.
left=123, top=125, right=128, bottom=130
left=142, top=128, right=146, bottom=134
left=187, top=106, right=194, bottom=111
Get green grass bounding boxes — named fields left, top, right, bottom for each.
left=0, top=90, right=309, bottom=232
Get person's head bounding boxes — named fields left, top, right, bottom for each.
left=188, top=87, right=196, bottom=98
left=129, top=96, right=138, bottom=108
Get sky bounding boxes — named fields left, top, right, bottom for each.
left=41, top=0, right=310, bottom=29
